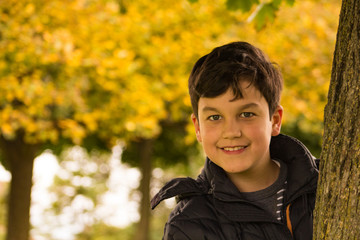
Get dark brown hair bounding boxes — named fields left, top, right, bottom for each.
left=188, top=41, right=283, bottom=119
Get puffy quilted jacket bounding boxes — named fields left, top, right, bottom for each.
left=151, top=134, right=319, bottom=240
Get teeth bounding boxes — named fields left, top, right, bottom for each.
left=223, top=146, right=245, bottom=151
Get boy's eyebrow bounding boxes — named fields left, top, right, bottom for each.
left=201, top=103, right=260, bottom=113
left=201, top=106, right=220, bottom=113
left=240, top=103, right=260, bottom=110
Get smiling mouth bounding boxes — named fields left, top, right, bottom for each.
left=221, top=146, right=247, bottom=152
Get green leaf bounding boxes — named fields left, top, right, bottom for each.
left=285, top=0, right=295, bottom=6
left=272, top=0, right=283, bottom=8
left=253, top=3, right=278, bottom=30
left=226, top=0, right=259, bottom=12
left=188, top=0, right=198, bottom=3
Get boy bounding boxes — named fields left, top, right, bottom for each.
left=151, top=42, right=318, bottom=240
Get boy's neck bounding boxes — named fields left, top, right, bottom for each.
left=226, top=160, right=280, bottom=193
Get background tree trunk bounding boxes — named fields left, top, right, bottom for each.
left=313, top=0, right=360, bottom=239
left=134, top=139, right=153, bottom=240
left=0, top=134, right=38, bottom=240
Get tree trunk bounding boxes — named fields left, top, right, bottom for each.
left=134, top=139, right=153, bottom=240
left=0, top=134, right=38, bottom=240
left=313, top=0, right=360, bottom=239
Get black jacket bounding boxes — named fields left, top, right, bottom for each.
left=151, top=134, right=319, bottom=240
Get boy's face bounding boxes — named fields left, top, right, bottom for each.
left=192, top=81, right=283, bottom=176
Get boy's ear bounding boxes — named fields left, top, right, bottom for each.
left=191, top=113, right=202, bottom=142
left=271, top=106, right=283, bottom=136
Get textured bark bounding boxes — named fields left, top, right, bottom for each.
left=0, top=134, right=38, bottom=240
left=134, top=139, right=153, bottom=240
left=313, top=0, right=360, bottom=239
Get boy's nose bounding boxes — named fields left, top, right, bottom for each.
left=222, top=119, right=242, bottom=139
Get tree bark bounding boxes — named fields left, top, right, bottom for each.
left=134, top=139, right=153, bottom=240
left=0, top=134, right=38, bottom=240
left=313, top=0, right=360, bottom=239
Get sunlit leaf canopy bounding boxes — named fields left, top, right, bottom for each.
left=0, top=0, right=338, bottom=151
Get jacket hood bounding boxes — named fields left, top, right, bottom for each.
left=270, top=134, right=318, bottom=202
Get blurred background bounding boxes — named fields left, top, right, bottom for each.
left=0, top=0, right=340, bottom=239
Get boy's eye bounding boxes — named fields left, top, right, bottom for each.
left=208, top=115, right=222, bottom=121
left=240, top=112, right=254, bottom=118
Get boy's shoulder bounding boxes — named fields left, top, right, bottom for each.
left=150, top=176, right=209, bottom=210
left=168, top=194, right=219, bottom=223
left=152, top=176, right=230, bottom=239
left=164, top=194, right=238, bottom=240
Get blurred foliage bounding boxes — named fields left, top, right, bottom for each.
left=0, top=0, right=338, bottom=158
left=225, top=0, right=296, bottom=30
left=49, top=147, right=110, bottom=215
left=41, top=146, right=180, bottom=239
left=122, top=120, right=201, bottom=169
left=77, top=223, right=136, bottom=240
left=40, top=147, right=111, bottom=239
left=0, top=0, right=234, bottom=148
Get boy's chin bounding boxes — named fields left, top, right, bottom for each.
left=216, top=161, right=253, bottom=175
